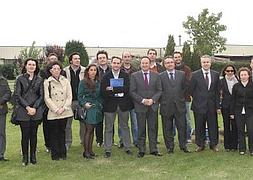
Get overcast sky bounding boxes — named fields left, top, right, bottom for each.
left=0, top=0, right=252, bottom=47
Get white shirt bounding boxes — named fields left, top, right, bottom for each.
left=225, top=75, right=238, bottom=95
left=166, top=69, right=175, bottom=80
left=112, top=70, right=120, bottom=79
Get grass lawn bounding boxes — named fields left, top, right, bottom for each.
left=1, top=80, right=253, bottom=179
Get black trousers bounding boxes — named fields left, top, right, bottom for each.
left=95, top=113, right=115, bottom=144
left=95, top=121, right=103, bottom=144
left=42, top=110, right=50, bottom=149
left=136, top=108, right=158, bottom=153
left=19, top=121, right=40, bottom=156
left=236, top=114, right=253, bottom=153
left=162, top=112, right=187, bottom=150
left=48, top=118, right=67, bottom=160
left=221, top=107, right=238, bottom=150
left=193, top=111, right=219, bottom=148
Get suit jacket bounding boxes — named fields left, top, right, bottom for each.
left=101, top=70, right=133, bottom=112
left=190, top=69, right=220, bottom=114
left=0, top=76, right=11, bottom=115
left=220, top=77, right=237, bottom=109
left=130, top=70, right=162, bottom=112
left=230, top=81, right=253, bottom=115
left=159, top=70, right=187, bottom=116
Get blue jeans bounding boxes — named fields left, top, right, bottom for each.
left=119, top=109, right=138, bottom=145
left=173, top=102, right=192, bottom=140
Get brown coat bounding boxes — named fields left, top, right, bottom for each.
left=44, top=75, right=73, bottom=120
left=175, top=63, right=192, bottom=102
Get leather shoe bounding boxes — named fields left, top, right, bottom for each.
left=30, top=153, right=37, bottom=164
left=150, top=152, right=163, bottom=156
left=167, top=149, right=174, bottom=154
left=118, top=143, right=124, bottom=149
left=181, top=148, right=191, bottom=153
left=137, top=152, right=145, bottom=158
left=126, top=150, right=132, bottom=155
left=0, top=157, right=9, bottom=161
left=90, top=152, right=96, bottom=157
left=212, top=146, right=219, bottom=152
left=195, top=146, right=205, bottom=152
left=104, top=152, right=111, bottom=158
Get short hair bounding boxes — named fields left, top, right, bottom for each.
left=238, top=67, right=251, bottom=80
left=162, top=55, right=174, bottom=66
left=122, top=51, right=131, bottom=58
left=140, top=56, right=151, bottom=63
left=173, top=51, right=182, bottom=57
left=96, top=50, right=108, bottom=60
left=147, top=48, right=157, bottom=55
left=21, top=58, right=40, bottom=75
left=46, top=61, right=63, bottom=75
left=111, top=56, right=122, bottom=63
left=201, top=54, right=211, bottom=59
left=47, top=53, right=58, bottom=58
left=68, top=52, right=80, bottom=63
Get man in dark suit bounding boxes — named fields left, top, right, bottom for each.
left=130, top=56, right=162, bottom=158
left=101, top=56, right=133, bottom=158
left=159, top=56, right=190, bottom=154
left=96, top=50, right=111, bottom=147
left=190, top=55, right=220, bottom=152
left=0, top=75, right=11, bottom=161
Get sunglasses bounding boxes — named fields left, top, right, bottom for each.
left=226, top=70, right=234, bottom=73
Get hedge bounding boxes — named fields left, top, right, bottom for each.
left=0, top=64, right=15, bottom=80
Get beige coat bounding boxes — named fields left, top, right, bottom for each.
left=44, top=75, right=73, bottom=120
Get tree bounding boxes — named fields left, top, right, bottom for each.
left=44, top=45, right=64, bottom=62
left=164, top=34, right=175, bottom=57
left=64, top=40, right=89, bottom=67
left=190, top=49, right=201, bottom=71
left=182, top=41, right=192, bottom=66
left=183, top=8, right=227, bottom=55
left=18, top=41, right=42, bottom=60
left=16, top=41, right=43, bottom=75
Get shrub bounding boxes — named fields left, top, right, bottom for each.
left=0, top=64, right=15, bottom=80
left=64, top=40, right=89, bottom=67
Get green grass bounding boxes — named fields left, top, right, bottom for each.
left=2, top=80, right=253, bottom=179
left=1, top=113, right=253, bottom=180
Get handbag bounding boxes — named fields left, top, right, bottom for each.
left=74, top=105, right=87, bottom=122
left=10, top=106, right=19, bottom=125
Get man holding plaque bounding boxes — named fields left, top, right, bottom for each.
left=101, top=56, right=133, bottom=158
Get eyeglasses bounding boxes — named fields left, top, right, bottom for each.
left=226, top=70, right=234, bottom=73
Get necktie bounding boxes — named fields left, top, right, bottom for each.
left=169, top=72, right=174, bottom=80
left=205, top=72, right=209, bottom=89
left=144, top=72, right=149, bottom=87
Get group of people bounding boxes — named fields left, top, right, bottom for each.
left=0, top=49, right=253, bottom=166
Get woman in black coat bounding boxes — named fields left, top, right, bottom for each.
left=220, top=64, right=238, bottom=151
left=14, top=58, right=44, bottom=166
left=230, top=67, right=253, bottom=155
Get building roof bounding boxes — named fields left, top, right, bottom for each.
left=0, top=44, right=253, bottom=60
